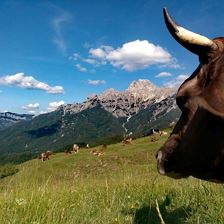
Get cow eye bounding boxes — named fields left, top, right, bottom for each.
left=176, top=96, right=188, bottom=109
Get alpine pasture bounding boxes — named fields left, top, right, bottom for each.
left=0, top=133, right=223, bottom=224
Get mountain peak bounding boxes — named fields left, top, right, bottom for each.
left=125, top=79, right=157, bottom=99
left=127, top=79, right=156, bottom=91
left=99, top=88, right=119, bottom=100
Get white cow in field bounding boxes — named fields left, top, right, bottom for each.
left=72, top=144, right=79, bottom=153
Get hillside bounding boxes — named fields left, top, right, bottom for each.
left=0, top=105, right=124, bottom=163
left=0, top=112, right=33, bottom=130
left=0, top=134, right=223, bottom=224
left=0, top=79, right=180, bottom=164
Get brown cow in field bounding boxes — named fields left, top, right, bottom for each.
left=159, top=131, right=168, bottom=137
left=156, top=8, right=224, bottom=183
left=91, top=144, right=106, bottom=156
left=39, top=152, right=50, bottom=161
left=122, top=138, right=132, bottom=146
left=46, top=150, right=54, bottom=156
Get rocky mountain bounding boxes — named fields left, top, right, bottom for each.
left=62, top=79, right=175, bottom=118
left=0, top=112, right=33, bottom=130
left=0, top=79, right=180, bottom=164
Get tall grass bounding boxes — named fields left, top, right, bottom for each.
left=0, top=136, right=223, bottom=223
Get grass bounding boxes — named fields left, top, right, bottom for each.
left=0, top=164, right=19, bottom=179
left=0, top=133, right=223, bottom=223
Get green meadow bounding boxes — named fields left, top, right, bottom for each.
left=0, top=134, right=223, bottom=224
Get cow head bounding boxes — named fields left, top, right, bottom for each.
left=156, top=8, right=224, bottom=183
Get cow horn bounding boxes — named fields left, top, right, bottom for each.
left=163, top=8, right=217, bottom=55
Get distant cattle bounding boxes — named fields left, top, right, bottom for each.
left=160, top=131, right=168, bottom=136
left=86, top=144, right=90, bottom=148
left=156, top=8, right=224, bottom=183
left=122, top=138, right=132, bottom=146
left=46, top=150, right=54, bottom=155
left=39, top=152, right=50, bottom=161
left=91, top=144, right=106, bottom=156
left=72, top=144, right=79, bottom=153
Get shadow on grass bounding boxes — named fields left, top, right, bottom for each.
left=134, top=205, right=190, bottom=224
left=124, top=196, right=191, bottom=224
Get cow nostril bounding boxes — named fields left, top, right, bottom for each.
left=155, top=152, right=158, bottom=159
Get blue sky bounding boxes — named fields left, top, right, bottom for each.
left=0, top=0, right=224, bottom=114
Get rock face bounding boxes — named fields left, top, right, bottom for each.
left=62, top=79, right=176, bottom=118
left=0, top=112, right=33, bottom=130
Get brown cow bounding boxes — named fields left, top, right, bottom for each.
left=156, top=8, right=224, bottom=183
left=39, top=152, right=50, bottom=161
left=159, top=131, right=168, bottom=137
left=91, top=144, right=106, bottom=156
left=122, top=138, right=132, bottom=146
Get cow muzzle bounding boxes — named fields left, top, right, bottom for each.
left=156, top=150, right=166, bottom=175
left=156, top=150, right=188, bottom=179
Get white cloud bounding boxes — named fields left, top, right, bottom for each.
left=88, top=40, right=174, bottom=71
left=75, top=64, right=87, bottom=72
left=88, top=79, right=106, bottom=85
left=48, top=100, right=65, bottom=112
left=22, top=103, right=40, bottom=110
left=52, top=11, right=72, bottom=56
left=82, top=58, right=97, bottom=65
left=164, top=74, right=190, bottom=88
left=89, top=45, right=113, bottom=59
left=89, top=48, right=106, bottom=59
left=156, top=72, right=172, bottom=78
left=176, top=74, right=189, bottom=81
left=0, top=73, right=64, bottom=94
left=69, top=53, right=80, bottom=61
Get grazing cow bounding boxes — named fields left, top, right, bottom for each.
left=72, top=144, right=79, bottom=153
left=86, top=144, right=90, bottom=148
left=156, top=8, right=224, bottom=183
left=160, top=131, right=168, bottom=136
left=91, top=149, right=99, bottom=156
left=46, top=150, right=54, bottom=156
left=91, top=144, right=106, bottom=156
left=39, top=152, right=50, bottom=161
left=122, top=138, right=132, bottom=146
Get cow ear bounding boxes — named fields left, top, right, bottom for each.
left=203, top=80, right=224, bottom=117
